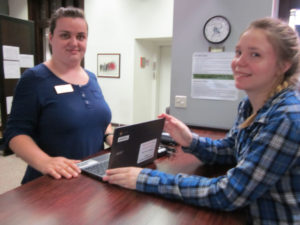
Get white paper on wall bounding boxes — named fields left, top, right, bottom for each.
left=3, top=60, right=21, bottom=79
left=20, top=54, right=34, bottom=68
left=2, top=45, right=20, bottom=61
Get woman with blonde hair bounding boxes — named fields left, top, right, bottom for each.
left=104, top=17, right=300, bottom=224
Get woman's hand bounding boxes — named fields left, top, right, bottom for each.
left=103, top=167, right=143, bottom=190
left=9, top=135, right=81, bottom=180
left=158, top=113, right=193, bottom=147
left=38, top=156, right=81, bottom=180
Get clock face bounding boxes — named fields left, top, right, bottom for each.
left=203, top=16, right=231, bottom=44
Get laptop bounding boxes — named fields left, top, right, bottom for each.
left=77, top=118, right=165, bottom=180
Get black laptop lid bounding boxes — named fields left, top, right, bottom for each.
left=108, top=118, right=165, bottom=168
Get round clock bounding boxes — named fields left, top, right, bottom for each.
left=203, top=16, right=231, bottom=44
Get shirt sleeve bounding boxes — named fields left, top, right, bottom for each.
left=182, top=132, right=237, bottom=165
left=4, top=69, right=40, bottom=146
left=136, top=115, right=300, bottom=211
left=182, top=100, right=245, bottom=166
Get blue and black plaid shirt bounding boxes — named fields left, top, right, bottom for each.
left=137, top=87, right=300, bottom=224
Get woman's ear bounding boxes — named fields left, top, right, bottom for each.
left=48, top=32, right=53, bottom=43
left=48, top=33, right=53, bottom=54
left=280, top=61, right=292, bottom=75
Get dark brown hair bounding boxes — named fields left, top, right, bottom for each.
left=49, top=7, right=87, bottom=35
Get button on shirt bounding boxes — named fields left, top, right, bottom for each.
left=136, top=87, right=300, bottom=224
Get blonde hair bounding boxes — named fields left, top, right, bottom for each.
left=239, top=18, right=300, bottom=129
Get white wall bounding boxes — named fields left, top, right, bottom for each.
left=84, top=0, right=174, bottom=124
left=131, top=37, right=172, bottom=124
left=8, top=0, right=27, bottom=20
left=157, top=46, right=171, bottom=115
left=133, top=39, right=160, bottom=123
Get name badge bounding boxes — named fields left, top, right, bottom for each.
left=54, top=84, right=74, bottom=94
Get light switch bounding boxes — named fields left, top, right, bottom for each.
left=175, top=95, right=187, bottom=108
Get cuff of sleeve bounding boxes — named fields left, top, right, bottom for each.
left=136, top=168, right=152, bottom=191
left=181, top=133, right=199, bottom=153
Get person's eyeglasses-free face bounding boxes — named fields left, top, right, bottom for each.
left=231, top=28, right=282, bottom=97
left=49, top=17, right=88, bottom=66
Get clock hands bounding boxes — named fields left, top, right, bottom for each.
left=203, top=16, right=231, bottom=44
left=213, top=26, right=221, bottom=34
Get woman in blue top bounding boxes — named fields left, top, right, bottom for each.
left=5, top=7, right=112, bottom=184
left=103, top=18, right=300, bottom=224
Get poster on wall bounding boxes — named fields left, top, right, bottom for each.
left=191, top=52, right=238, bottom=101
left=97, top=53, right=120, bottom=78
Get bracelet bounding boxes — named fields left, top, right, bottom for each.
left=104, top=133, right=113, bottom=141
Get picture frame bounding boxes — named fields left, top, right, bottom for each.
left=97, top=53, right=120, bottom=78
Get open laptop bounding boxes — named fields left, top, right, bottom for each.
left=77, top=118, right=165, bottom=180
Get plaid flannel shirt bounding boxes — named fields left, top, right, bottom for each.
left=137, top=88, right=300, bottom=225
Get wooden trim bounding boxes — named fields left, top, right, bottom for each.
left=188, top=125, right=228, bottom=133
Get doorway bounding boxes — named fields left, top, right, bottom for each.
left=133, top=37, right=172, bottom=123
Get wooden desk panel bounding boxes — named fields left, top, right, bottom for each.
left=0, top=148, right=245, bottom=225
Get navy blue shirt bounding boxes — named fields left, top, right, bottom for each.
left=4, top=64, right=111, bottom=183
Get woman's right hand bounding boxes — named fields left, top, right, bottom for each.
left=158, top=113, right=193, bottom=147
left=38, top=156, right=82, bottom=179
left=9, top=135, right=81, bottom=180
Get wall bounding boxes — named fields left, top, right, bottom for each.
left=157, top=46, right=171, bottom=115
left=133, top=40, right=159, bottom=123
left=84, top=0, right=174, bottom=125
left=8, top=0, right=27, bottom=20
left=170, top=0, right=274, bottom=129
left=131, top=37, right=172, bottom=124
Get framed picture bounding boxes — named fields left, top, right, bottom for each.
left=97, top=53, right=120, bottom=78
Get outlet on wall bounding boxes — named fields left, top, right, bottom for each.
left=175, top=95, right=187, bottom=108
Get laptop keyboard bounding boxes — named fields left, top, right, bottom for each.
left=84, top=160, right=109, bottom=176
left=85, top=161, right=108, bottom=175
left=77, top=153, right=111, bottom=177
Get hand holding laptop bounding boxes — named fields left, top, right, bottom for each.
left=158, top=113, right=193, bottom=148
left=103, top=167, right=143, bottom=190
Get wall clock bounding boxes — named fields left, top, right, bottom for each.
left=203, top=16, right=231, bottom=44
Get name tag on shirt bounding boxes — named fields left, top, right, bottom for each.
left=54, top=84, right=74, bottom=94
